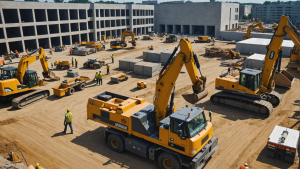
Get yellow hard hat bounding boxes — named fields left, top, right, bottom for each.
left=36, top=163, right=40, bottom=166
left=67, top=108, right=70, bottom=111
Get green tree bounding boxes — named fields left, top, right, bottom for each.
left=247, top=13, right=253, bottom=19
left=54, top=0, right=64, bottom=2
left=210, top=0, right=216, bottom=2
left=25, top=0, right=39, bottom=1
left=263, top=1, right=271, bottom=4
left=186, top=0, right=193, bottom=3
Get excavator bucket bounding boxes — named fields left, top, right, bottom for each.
left=43, top=71, right=60, bottom=81
left=274, top=70, right=295, bottom=88
left=193, top=89, right=208, bottom=101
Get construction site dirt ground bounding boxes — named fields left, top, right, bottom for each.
left=0, top=36, right=299, bottom=169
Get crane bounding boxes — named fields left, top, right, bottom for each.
left=242, top=19, right=267, bottom=40
left=87, top=38, right=217, bottom=169
left=110, top=30, right=136, bottom=49
left=211, top=16, right=296, bottom=117
left=0, top=48, right=59, bottom=108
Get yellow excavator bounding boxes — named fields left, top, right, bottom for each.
left=242, top=19, right=267, bottom=40
left=101, top=35, right=107, bottom=43
left=87, top=38, right=216, bottom=169
left=110, top=30, right=136, bottom=49
left=285, top=23, right=300, bottom=71
left=211, top=16, right=296, bottom=117
left=0, top=48, right=59, bottom=108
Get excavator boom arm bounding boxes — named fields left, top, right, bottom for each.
left=153, top=38, right=206, bottom=126
left=16, top=48, right=50, bottom=83
left=243, top=20, right=266, bottom=40
left=261, top=16, right=299, bottom=90
left=121, top=30, right=136, bottom=47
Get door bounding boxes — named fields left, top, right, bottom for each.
left=25, top=72, right=39, bottom=88
left=169, top=119, right=189, bottom=154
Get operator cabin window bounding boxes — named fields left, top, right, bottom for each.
left=173, top=121, right=187, bottom=137
left=188, top=113, right=206, bottom=138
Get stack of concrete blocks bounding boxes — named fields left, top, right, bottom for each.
left=119, top=57, right=143, bottom=71
left=143, top=49, right=175, bottom=65
left=236, top=38, right=294, bottom=56
left=244, top=53, right=265, bottom=69
left=134, top=61, right=161, bottom=77
left=220, top=31, right=291, bottom=41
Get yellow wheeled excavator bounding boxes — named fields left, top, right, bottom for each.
left=242, top=19, right=267, bottom=40
left=0, top=48, right=59, bottom=108
left=87, top=38, right=216, bottom=169
left=110, top=30, right=137, bottom=49
left=211, top=16, right=296, bottom=117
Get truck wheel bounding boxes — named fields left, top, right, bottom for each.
left=66, top=88, right=75, bottom=96
left=94, top=65, right=98, bottom=69
left=158, top=152, right=181, bottom=169
left=57, top=65, right=61, bottom=69
left=64, top=65, right=70, bottom=69
left=107, top=134, right=124, bottom=153
left=78, top=83, right=85, bottom=91
left=84, top=64, right=87, bottom=68
left=207, top=39, right=211, bottom=43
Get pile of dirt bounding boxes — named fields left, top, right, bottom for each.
left=206, top=47, right=228, bottom=57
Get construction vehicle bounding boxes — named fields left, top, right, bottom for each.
left=267, top=125, right=299, bottom=163
left=87, top=38, right=216, bottom=169
left=137, top=81, right=147, bottom=89
left=194, top=36, right=211, bottom=43
left=71, top=46, right=90, bottom=56
left=211, top=16, right=296, bottom=117
left=242, top=19, right=267, bottom=40
left=54, top=45, right=64, bottom=52
left=285, top=23, right=300, bottom=71
left=158, top=32, right=167, bottom=37
left=166, top=34, right=178, bottom=43
left=85, top=42, right=104, bottom=51
left=53, top=76, right=90, bottom=97
left=110, top=73, right=128, bottom=83
left=149, top=31, right=156, bottom=36
left=110, top=30, right=137, bottom=49
left=148, top=45, right=154, bottom=50
left=0, top=48, right=59, bottom=108
left=54, top=60, right=70, bottom=69
left=83, top=58, right=104, bottom=68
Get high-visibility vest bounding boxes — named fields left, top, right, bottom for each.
left=111, top=55, right=114, bottom=59
left=99, top=73, right=103, bottom=79
left=107, top=64, right=110, bottom=69
left=70, top=49, right=72, bottom=52
left=65, top=112, right=72, bottom=122
left=95, top=73, right=98, bottom=78
left=75, top=59, right=77, bottom=63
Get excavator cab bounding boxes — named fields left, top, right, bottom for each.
left=239, top=69, right=261, bottom=91
left=110, top=41, right=123, bottom=49
left=23, top=70, right=39, bottom=88
left=1, top=67, right=17, bottom=79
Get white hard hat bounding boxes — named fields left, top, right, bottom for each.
left=245, top=163, right=248, bottom=166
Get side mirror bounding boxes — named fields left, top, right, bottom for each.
left=178, top=130, right=183, bottom=137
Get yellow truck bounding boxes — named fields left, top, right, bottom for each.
left=52, top=76, right=90, bottom=97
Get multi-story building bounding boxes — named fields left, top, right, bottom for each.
left=154, top=2, right=239, bottom=38
left=0, top=1, right=154, bottom=54
left=252, top=4, right=300, bottom=24
left=239, top=5, right=252, bottom=16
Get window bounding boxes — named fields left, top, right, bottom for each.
left=188, top=114, right=207, bottom=138
left=172, top=120, right=187, bottom=137
left=239, top=73, right=260, bottom=91
left=225, top=25, right=228, bottom=30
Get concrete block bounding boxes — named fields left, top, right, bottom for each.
left=134, top=61, right=148, bottom=75
left=128, top=59, right=143, bottom=71
left=236, top=38, right=294, bottom=56
left=67, top=71, right=79, bottom=77
left=143, top=51, right=149, bottom=61
left=148, top=50, right=161, bottom=62
left=161, top=49, right=174, bottom=65
left=119, top=57, right=134, bottom=70
left=220, top=31, right=291, bottom=41
left=245, top=53, right=265, bottom=69
left=143, top=62, right=161, bottom=77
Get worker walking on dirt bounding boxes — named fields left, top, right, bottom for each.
left=50, top=47, right=52, bottom=55
left=103, top=44, right=105, bottom=50
left=72, top=57, right=74, bottom=67
left=51, top=62, right=53, bottom=69
left=209, top=111, right=212, bottom=122
left=94, top=71, right=98, bottom=81
left=9, top=55, right=12, bottom=63
left=106, top=64, right=110, bottom=75
left=239, top=163, right=249, bottom=169
left=111, top=54, right=114, bottom=63
left=98, top=71, right=103, bottom=85
left=35, top=163, right=41, bottom=169
left=64, top=108, right=73, bottom=134
left=75, top=59, right=78, bottom=68
left=70, top=48, right=72, bottom=55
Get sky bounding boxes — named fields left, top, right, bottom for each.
left=15, top=0, right=297, bottom=4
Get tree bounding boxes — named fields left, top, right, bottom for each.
left=263, top=1, right=271, bottom=4
left=210, top=0, right=216, bottom=2
left=54, top=0, right=64, bottom=2
left=25, top=0, right=39, bottom=1
left=247, top=13, right=253, bottom=19
left=186, top=0, right=193, bottom=3
left=69, top=0, right=90, bottom=3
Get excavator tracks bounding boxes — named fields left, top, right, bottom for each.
left=210, top=92, right=274, bottom=118
left=12, top=89, right=50, bottom=109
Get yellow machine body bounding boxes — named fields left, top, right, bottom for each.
left=54, top=60, right=70, bottom=69
left=137, top=81, right=147, bottom=89
left=195, top=36, right=211, bottom=43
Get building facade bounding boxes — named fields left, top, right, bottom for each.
left=239, top=5, right=252, bottom=17
left=154, top=2, right=239, bottom=38
left=252, top=4, right=300, bottom=24
left=0, top=1, right=154, bottom=54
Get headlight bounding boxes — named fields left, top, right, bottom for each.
left=191, top=148, right=197, bottom=154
